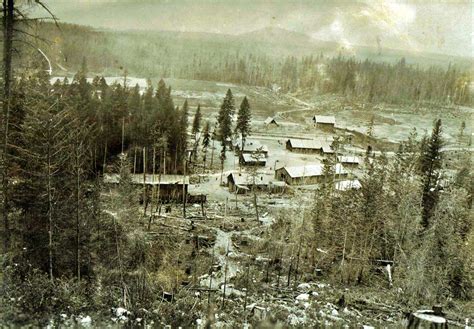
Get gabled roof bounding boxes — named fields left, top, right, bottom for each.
left=264, top=117, right=279, bottom=125
left=287, top=138, right=332, bottom=150
left=337, top=156, right=362, bottom=164
left=313, top=115, right=336, bottom=125
left=240, top=153, right=267, bottom=163
left=322, top=145, right=334, bottom=154
left=279, top=163, right=347, bottom=178
left=283, top=164, right=323, bottom=178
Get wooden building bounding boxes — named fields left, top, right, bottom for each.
left=275, top=163, right=348, bottom=185
left=234, top=140, right=269, bottom=157
left=227, top=172, right=285, bottom=194
left=104, top=173, right=189, bottom=202
left=264, top=117, right=279, bottom=127
left=286, top=138, right=333, bottom=155
left=312, top=115, right=336, bottom=131
left=239, top=153, right=267, bottom=166
left=337, top=155, right=362, bottom=168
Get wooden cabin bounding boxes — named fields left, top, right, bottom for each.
left=275, top=163, right=348, bottom=185
left=312, top=115, right=336, bottom=131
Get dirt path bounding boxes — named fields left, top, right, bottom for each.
left=198, top=223, right=242, bottom=291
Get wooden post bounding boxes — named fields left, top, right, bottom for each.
left=133, top=147, right=137, bottom=174
left=143, top=147, right=147, bottom=215
left=207, top=247, right=215, bottom=310
left=222, top=243, right=229, bottom=308
left=243, top=262, right=250, bottom=323
left=121, top=117, right=125, bottom=154
left=183, top=158, right=187, bottom=219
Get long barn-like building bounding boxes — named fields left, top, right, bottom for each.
left=286, top=138, right=334, bottom=155
left=275, top=163, right=348, bottom=185
left=104, top=173, right=189, bottom=202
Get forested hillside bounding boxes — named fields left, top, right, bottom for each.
left=1, top=4, right=473, bottom=327
left=31, top=23, right=473, bottom=106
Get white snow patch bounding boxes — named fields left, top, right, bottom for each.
left=78, top=315, right=92, bottom=327
left=297, top=283, right=311, bottom=292
left=296, top=293, right=309, bottom=301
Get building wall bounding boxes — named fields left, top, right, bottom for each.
left=315, top=123, right=335, bottom=131
left=285, top=142, right=322, bottom=154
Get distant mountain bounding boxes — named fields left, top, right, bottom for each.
left=32, top=22, right=471, bottom=78
left=239, top=27, right=314, bottom=44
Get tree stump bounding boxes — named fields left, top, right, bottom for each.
left=407, top=310, right=448, bottom=328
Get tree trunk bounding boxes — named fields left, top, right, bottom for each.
left=210, top=140, right=215, bottom=169
left=253, top=190, right=259, bottom=222
left=182, top=158, right=186, bottom=218
left=47, top=139, right=53, bottom=282
left=75, top=138, right=81, bottom=280
left=407, top=311, right=447, bottom=329
left=143, top=147, right=147, bottom=215
left=2, top=0, right=14, bottom=257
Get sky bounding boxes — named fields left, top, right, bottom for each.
left=28, top=0, right=473, bottom=58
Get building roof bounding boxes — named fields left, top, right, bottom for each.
left=287, top=138, right=332, bottom=150
left=313, top=115, right=336, bottom=125
left=264, top=117, right=279, bottom=125
left=337, top=156, right=362, bottom=164
left=335, top=179, right=362, bottom=191
left=322, top=145, right=334, bottom=154
left=279, top=163, right=347, bottom=178
left=104, top=173, right=189, bottom=185
left=227, top=172, right=272, bottom=187
left=283, top=164, right=323, bottom=178
left=240, top=153, right=267, bottom=163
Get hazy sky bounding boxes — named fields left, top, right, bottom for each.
left=29, top=0, right=473, bottom=57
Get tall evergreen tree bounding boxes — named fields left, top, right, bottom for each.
left=217, top=89, right=235, bottom=143
left=191, top=104, right=202, bottom=162
left=420, top=119, right=443, bottom=229
left=178, top=100, right=189, bottom=170
left=201, top=121, right=211, bottom=172
left=217, top=89, right=235, bottom=183
left=192, top=104, right=202, bottom=136
left=235, top=96, right=251, bottom=152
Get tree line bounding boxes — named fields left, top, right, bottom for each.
left=34, top=22, right=473, bottom=107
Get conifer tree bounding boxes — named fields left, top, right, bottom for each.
left=192, top=104, right=202, bottom=137
left=217, top=89, right=235, bottom=183
left=201, top=121, right=211, bottom=172
left=235, top=96, right=251, bottom=153
left=191, top=104, right=202, bottom=162
left=179, top=100, right=189, bottom=170
left=420, top=119, right=443, bottom=229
